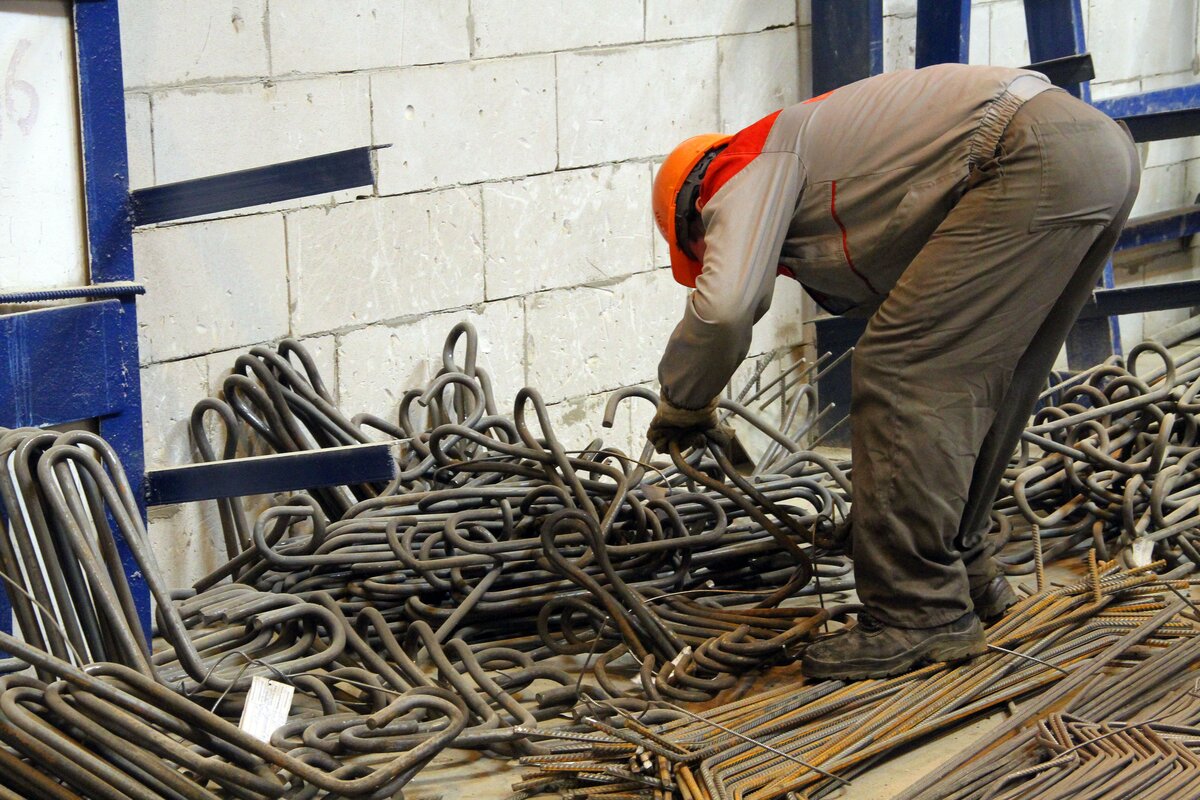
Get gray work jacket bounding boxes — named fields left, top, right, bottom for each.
left=658, top=63, right=1053, bottom=410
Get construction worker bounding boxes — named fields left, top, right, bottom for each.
left=647, top=63, right=1139, bottom=680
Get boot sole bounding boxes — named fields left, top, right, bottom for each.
left=802, top=631, right=987, bottom=681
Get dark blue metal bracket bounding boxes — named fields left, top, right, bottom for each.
left=1096, top=86, right=1200, bottom=143
left=811, top=0, right=882, bottom=95
left=1024, top=0, right=1090, bottom=100
left=916, top=0, right=970, bottom=67
left=0, top=302, right=128, bottom=428
left=145, top=443, right=398, bottom=506
left=74, top=0, right=150, bottom=637
left=131, top=145, right=383, bottom=225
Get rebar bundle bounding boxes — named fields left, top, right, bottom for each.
left=0, top=323, right=851, bottom=797
left=6, top=323, right=1200, bottom=798
left=994, top=342, right=1200, bottom=573
left=514, top=562, right=1199, bottom=800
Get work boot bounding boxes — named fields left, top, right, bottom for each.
left=801, top=611, right=986, bottom=680
left=971, top=575, right=1018, bottom=623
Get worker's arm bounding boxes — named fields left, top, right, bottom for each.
left=657, top=151, right=804, bottom=409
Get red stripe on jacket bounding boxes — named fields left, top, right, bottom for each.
left=830, top=180, right=879, bottom=294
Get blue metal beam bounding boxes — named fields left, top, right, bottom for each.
left=1115, top=206, right=1200, bottom=252
left=1024, top=0, right=1089, bottom=99
left=0, top=302, right=125, bottom=428
left=1078, top=279, right=1200, bottom=319
left=915, top=0, right=971, bottom=67
left=73, top=0, right=149, bottom=637
left=811, top=0, right=883, bottom=95
left=1024, top=53, right=1094, bottom=89
left=131, top=146, right=382, bottom=225
left=1093, top=85, right=1200, bottom=142
left=145, top=442, right=399, bottom=506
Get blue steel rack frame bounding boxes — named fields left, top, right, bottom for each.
left=0, top=1, right=149, bottom=637
left=0, top=3, right=388, bottom=647
left=811, top=0, right=1200, bottom=446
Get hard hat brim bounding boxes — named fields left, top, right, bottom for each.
left=667, top=242, right=703, bottom=288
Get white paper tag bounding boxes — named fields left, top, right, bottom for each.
left=238, top=676, right=294, bottom=743
left=672, top=646, right=693, bottom=668
left=1131, top=538, right=1154, bottom=568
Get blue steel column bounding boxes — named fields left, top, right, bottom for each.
left=73, top=0, right=150, bottom=636
left=1024, top=0, right=1121, bottom=364
left=811, top=0, right=883, bottom=95
left=915, top=0, right=971, bottom=67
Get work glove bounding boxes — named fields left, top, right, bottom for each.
left=647, top=396, right=723, bottom=455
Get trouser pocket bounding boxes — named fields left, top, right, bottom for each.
left=1030, top=117, right=1137, bottom=231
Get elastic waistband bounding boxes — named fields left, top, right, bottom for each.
left=968, top=75, right=1053, bottom=168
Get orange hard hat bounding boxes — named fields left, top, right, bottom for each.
left=653, top=133, right=731, bottom=287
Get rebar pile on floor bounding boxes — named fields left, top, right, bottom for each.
left=0, top=323, right=852, bottom=797
left=183, top=323, right=854, bottom=707
left=6, top=324, right=1200, bottom=798
left=894, top=578, right=1200, bottom=800
left=993, top=342, right=1200, bottom=575
left=514, top=561, right=1199, bottom=800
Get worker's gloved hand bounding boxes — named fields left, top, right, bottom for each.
left=647, top=396, right=722, bottom=455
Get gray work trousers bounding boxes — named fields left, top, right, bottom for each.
left=850, top=89, right=1141, bottom=628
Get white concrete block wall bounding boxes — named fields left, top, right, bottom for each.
left=113, top=0, right=1200, bottom=585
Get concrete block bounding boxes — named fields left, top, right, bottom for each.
left=883, top=0, right=917, bottom=18
left=482, top=164, right=654, bottom=299
left=140, top=356, right=210, bottom=469
left=269, top=0, right=407, bottom=74
left=1144, top=137, right=1200, bottom=171
left=124, top=93, right=155, bottom=190
left=403, top=0, right=471, bottom=65
left=526, top=271, right=684, bottom=403
left=337, top=298, right=525, bottom=420
left=645, top=0, right=795, bottom=40
left=135, top=214, right=289, bottom=363
left=1090, top=78, right=1140, bottom=102
left=651, top=164, right=671, bottom=267
left=1089, top=0, right=1195, bottom=83
left=1130, top=162, right=1188, bottom=217
left=748, top=277, right=809, bottom=357
left=557, top=41, right=719, bottom=168
left=718, top=28, right=801, bottom=131
left=988, top=0, right=1029, bottom=67
left=543, top=391, right=637, bottom=456
left=372, top=57, right=556, bottom=195
left=268, top=1, right=468, bottom=74
left=287, top=188, right=485, bottom=335
left=968, top=6, right=991, bottom=65
left=147, top=501, right=228, bottom=590
left=883, top=13, right=917, bottom=73
left=150, top=75, right=371, bottom=186
left=471, top=0, right=643, bottom=58
left=119, top=0, right=268, bottom=88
